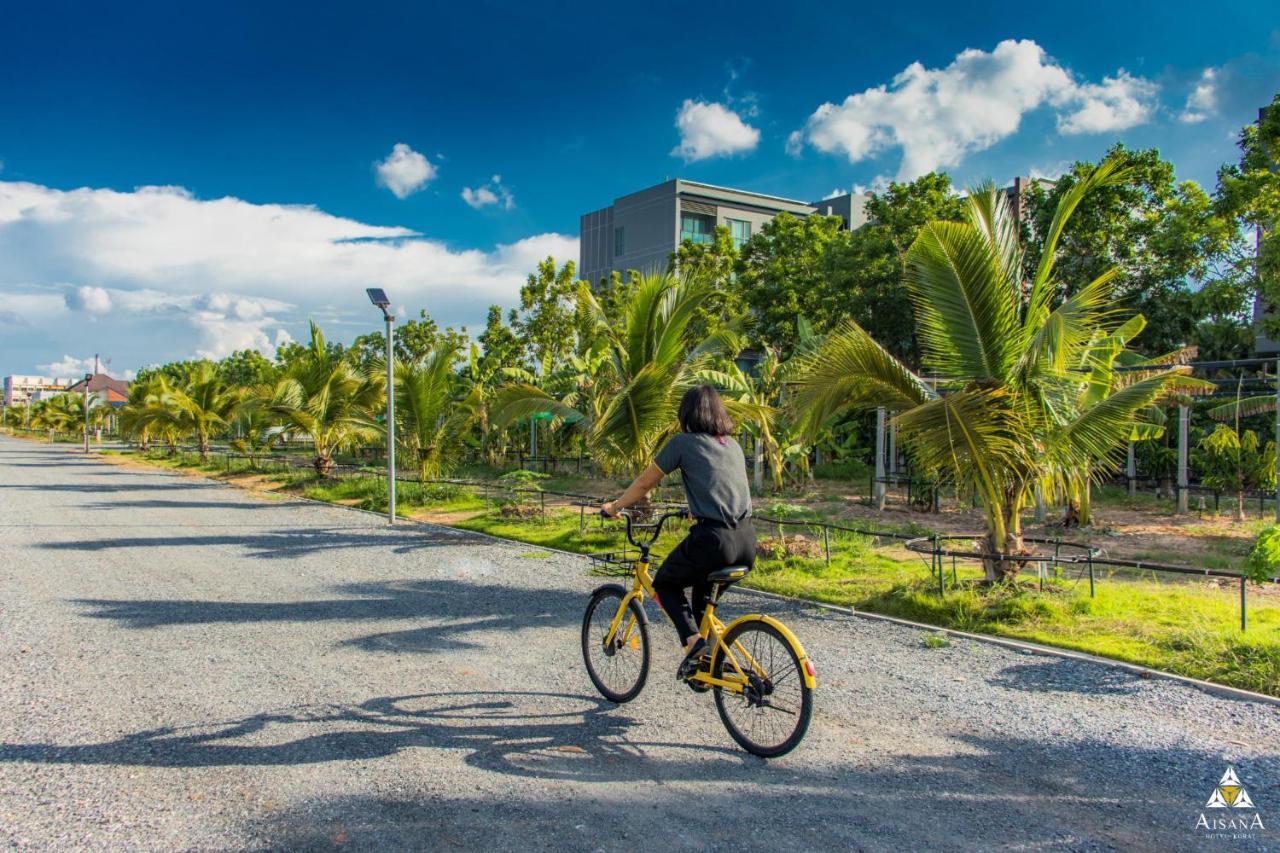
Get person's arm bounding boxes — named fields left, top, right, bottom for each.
left=602, top=463, right=665, bottom=517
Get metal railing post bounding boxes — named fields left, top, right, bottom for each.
left=823, top=525, right=830, bottom=566
left=1241, top=576, right=1247, bottom=632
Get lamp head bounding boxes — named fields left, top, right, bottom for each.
left=366, top=288, right=392, bottom=319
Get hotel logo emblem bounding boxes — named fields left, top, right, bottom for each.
left=1196, top=766, right=1265, bottom=839
left=1206, top=767, right=1254, bottom=809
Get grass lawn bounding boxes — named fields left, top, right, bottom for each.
left=99, top=447, right=1280, bottom=697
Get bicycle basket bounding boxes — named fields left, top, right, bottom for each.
left=587, top=549, right=642, bottom=577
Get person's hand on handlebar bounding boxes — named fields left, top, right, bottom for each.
left=601, top=500, right=620, bottom=518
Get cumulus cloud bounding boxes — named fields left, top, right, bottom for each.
left=1057, top=71, right=1157, bottom=135
left=0, top=181, right=578, bottom=369
left=790, top=39, right=1158, bottom=180
left=374, top=143, right=438, bottom=198
left=461, top=175, right=515, bottom=210
left=38, top=355, right=95, bottom=376
left=671, top=100, right=760, bottom=162
left=65, top=284, right=113, bottom=314
left=1179, top=68, right=1218, bottom=124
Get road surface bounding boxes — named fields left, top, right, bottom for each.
left=0, top=436, right=1276, bottom=851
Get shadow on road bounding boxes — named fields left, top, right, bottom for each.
left=80, top=499, right=278, bottom=511
left=73, top=578, right=579, bottom=653
left=988, top=660, right=1139, bottom=696
left=1, top=687, right=1261, bottom=850
left=42, top=525, right=486, bottom=558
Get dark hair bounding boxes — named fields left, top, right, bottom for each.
left=678, top=385, right=735, bottom=436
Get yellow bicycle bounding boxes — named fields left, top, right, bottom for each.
left=582, top=508, right=815, bottom=757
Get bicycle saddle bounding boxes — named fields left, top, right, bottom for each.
left=707, top=566, right=750, bottom=584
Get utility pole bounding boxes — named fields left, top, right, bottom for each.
left=1177, top=404, right=1189, bottom=514
left=873, top=407, right=887, bottom=510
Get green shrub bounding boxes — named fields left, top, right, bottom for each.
left=1244, top=525, right=1280, bottom=584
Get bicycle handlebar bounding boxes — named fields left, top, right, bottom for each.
left=601, top=506, right=688, bottom=548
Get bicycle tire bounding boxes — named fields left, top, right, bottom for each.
left=581, top=585, right=650, bottom=703
left=712, top=619, right=813, bottom=757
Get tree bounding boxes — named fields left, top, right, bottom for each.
left=1216, top=94, right=1280, bottom=343
left=1022, top=144, right=1238, bottom=357
left=516, top=257, right=580, bottom=375
left=217, top=349, right=276, bottom=388
left=737, top=213, right=848, bottom=353
left=493, top=273, right=734, bottom=476
left=164, top=363, right=246, bottom=461
left=671, top=225, right=745, bottom=341
left=794, top=160, right=1202, bottom=580
left=264, top=321, right=384, bottom=475
left=350, top=310, right=468, bottom=376
left=825, top=173, right=966, bottom=365
left=394, top=344, right=468, bottom=481
left=1194, top=425, right=1276, bottom=522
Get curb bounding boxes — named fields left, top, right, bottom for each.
left=65, top=442, right=1280, bottom=710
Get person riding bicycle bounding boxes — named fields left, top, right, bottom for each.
left=602, top=385, right=755, bottom=679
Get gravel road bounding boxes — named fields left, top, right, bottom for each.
left=1, top=436, right=1277, bottom=851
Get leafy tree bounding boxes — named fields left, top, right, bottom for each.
left=825, top=173, right=965, bottom=365
left=217, top=349, right=276, bottom=387
left=737, top=213, right=848, bottom=353
left=264, top=321, right=384, bottom=475
left=516, top=257, right=580, bottom=375
left=795, top=161, right=1202, bottom=580
left=1216, top=93, right=1280, bottom=342
left=350, top=309, right=468, bottom=375
left=1194, top=424, right=1276, bottom=522
left=1022, top=144, right=1238, bottom=356
left=671, top=225, right=745, bottom=340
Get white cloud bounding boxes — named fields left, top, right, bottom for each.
left=65, top=284, right=113, bottom=314
left=461, top=175, right=515, bottom=210
left=374, top=143, right=438, bottom=199
left=1029, top=161, right=1071, bottom=181
left=38, top=355, right=93, bottom=376
left=1179, top=67, right=1218, bottom=124
left=790, top=39, right=1158, bottom=180
left=671, top=100, right=760, bottom=162
left=0, top=181, right=578, bottom=369
left=1057, top=71, right=1157, bottom=135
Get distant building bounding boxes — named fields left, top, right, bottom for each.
left=3, top=375, right=73, bottom=406
left=63, top=373, right=131, bottom=408
left=579, top=179, right=871, bottom=287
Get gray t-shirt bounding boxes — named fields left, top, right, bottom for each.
left=654, top=432, right=752, bottom=526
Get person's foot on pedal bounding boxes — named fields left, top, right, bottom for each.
left=676, top=637, right=708, bottom=680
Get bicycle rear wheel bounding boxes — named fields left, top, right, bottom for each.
left=581, top=586, right=650, bottom=703
left=713, top=619, right=812, bottom=757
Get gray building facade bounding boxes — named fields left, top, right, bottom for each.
left=580, top=179, right=870, bottom=286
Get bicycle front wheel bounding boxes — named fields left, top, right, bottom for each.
left=713, top=619, right=813, bottom=757
left=581, top=586, right=650, bottom=703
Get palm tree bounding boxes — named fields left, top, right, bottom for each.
left=229, top=389, right=286, bottom=469
left=394, top=344, right=468, bottom=480
left=264, top=321, right=383, bottom=475
left=165, top=363, right=245, bottom=461
left=493, top=272, right=734, bottom=476
left=794, top=160, right=1203, bottom=580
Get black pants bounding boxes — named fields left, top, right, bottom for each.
left=653, top=520, right=756, bottom=645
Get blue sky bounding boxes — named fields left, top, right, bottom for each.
left=1, top=0, right=1277, bottom=377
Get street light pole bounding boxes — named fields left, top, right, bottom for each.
left=82, top=372, right=92, bottom=454
left=367, top=289, right=396, bottom=525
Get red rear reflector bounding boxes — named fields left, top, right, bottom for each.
left=804, top=660, right=816, bottom=677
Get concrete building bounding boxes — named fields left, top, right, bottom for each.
left=580, top=179, right=871, bottom=286
left=3, top=375, right=73, bottom=406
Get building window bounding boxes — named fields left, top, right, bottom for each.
left=680, top=212, right=716, bottom=245
left=727, top=218, right=751, bottom=248
left=614, top=226, right=625, bottom=257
